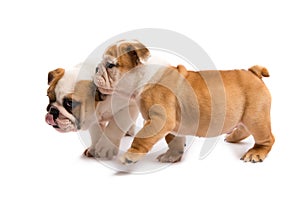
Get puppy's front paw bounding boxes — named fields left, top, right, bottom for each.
left=157, top=150, right=184, bottom=163
left=83, top=147, right=95, bottom=157
left=94, top=138, right=119, bottom=160
left=119, top=151, right=145, bottom=165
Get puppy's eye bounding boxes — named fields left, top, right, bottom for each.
left=63, top=98, right=80, bottom=114
left=105, top=62, right=116, bottom=69
left=64, top=99, right=72, bottom=108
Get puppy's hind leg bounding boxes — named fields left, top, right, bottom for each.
left=157, top=134, right=186, bottom=163
left=240, top=109, right=275, bottom=163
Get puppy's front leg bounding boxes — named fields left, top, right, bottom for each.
left=120, top=104, right=176, bottom=164
left=94, top=119, right=124, bottom=160
left=95, top=105, right=138, bottom=160
left=84, top=122, right=105, bottom=157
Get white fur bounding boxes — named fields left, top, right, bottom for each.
left=54, top=65, right=80, bottom=106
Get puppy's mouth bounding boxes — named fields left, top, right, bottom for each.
left=45, top=109, right=77, bottom=133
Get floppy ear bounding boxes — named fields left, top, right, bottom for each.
left=120, top=40, right=150, bottom=64
left=47, top=68, right=65, bottom=102
left=130, top=40, right=150, bottom=63
left=48, top=68, right=65, bottom=85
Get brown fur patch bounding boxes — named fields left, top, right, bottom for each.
left=105, top=44, right=118, bottom=58
left=116, top=41, right=150, bottom=70
left=47, top=68, right=65, bottom=102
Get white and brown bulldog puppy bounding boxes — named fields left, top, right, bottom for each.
left=94, top=40, right=275, bottom=164
left=45, top=65, right=138, bottom=159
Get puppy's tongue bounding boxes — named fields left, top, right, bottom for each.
left=45, top=113, right=57, bottom=126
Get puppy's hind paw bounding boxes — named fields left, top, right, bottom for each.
left=241, top=146, right=269, bottom=163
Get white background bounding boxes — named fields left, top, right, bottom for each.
left=1, top=0, right=300, bottom=199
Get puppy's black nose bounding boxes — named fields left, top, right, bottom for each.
left=95, top=67, right=99, bottom=73
left=49, top=107, right=59, bottom=119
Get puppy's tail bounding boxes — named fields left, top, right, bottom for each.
left=248, top=65, right=270, bottom=79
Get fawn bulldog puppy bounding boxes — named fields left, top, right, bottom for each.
left=94, top=40, right=275, bottom=164
left=45, top=64, right=138, bottom=159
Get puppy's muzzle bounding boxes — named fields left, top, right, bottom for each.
left=46, top=105, right=59, bottom=128
left=49, top=106, right=59, bottom=120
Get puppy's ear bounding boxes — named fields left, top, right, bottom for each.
left=119, top=41, right=150, bottom=64
left=48, top=68, right=65, bottom=85
left=47, top=68, right=65, bottom=102
left=129, top=40, right=150, bottom=63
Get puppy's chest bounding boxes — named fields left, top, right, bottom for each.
left=100, top=111, right=113, bottom=121
left=95, top=98, right=113, bottom=121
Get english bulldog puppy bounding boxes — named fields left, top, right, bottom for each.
left=45, top=65, right=138, bottom=159
left=94, top=40, right=275, bottom=164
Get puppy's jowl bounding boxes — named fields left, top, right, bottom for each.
left=94, top=40, right=275, bottom=164
left=45, top=65, right=138, bottom=159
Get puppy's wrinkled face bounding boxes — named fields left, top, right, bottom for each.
left=45, top=68, right=78, bottom=132
left=94, top=40, right=150, bottom=94
left=45, top=68, right=104, bottom=132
